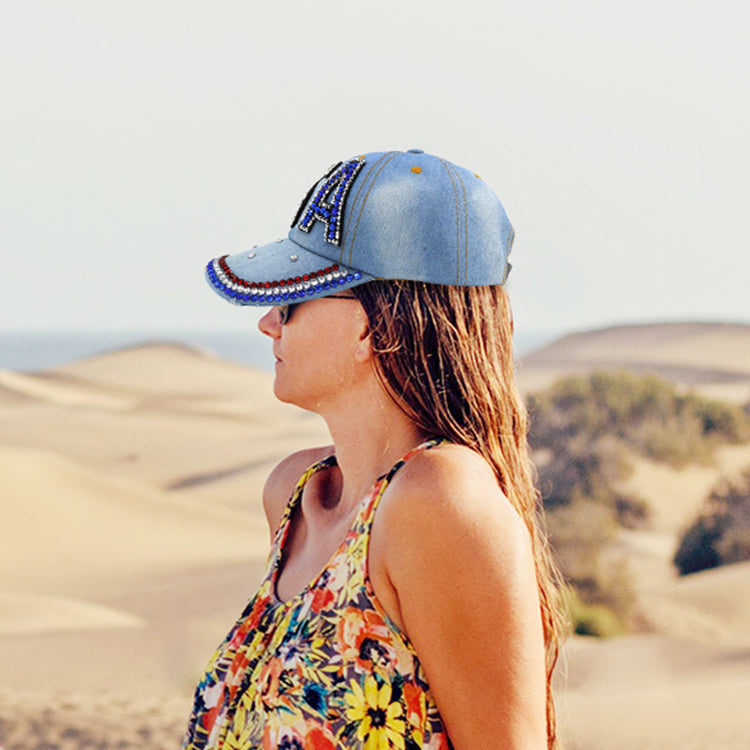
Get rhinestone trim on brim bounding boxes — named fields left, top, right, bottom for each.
left=206, top=255, right=363, bottom=305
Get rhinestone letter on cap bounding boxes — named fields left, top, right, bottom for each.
left=297, top=156, right=365, bottom=245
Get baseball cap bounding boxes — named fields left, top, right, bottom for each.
left=205, top=149, right=514, bottom=306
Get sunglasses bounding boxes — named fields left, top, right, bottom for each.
left=277, top=294, right=358, bottom=325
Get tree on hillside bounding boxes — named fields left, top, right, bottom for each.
left=673, top=467, right=750, bottom=575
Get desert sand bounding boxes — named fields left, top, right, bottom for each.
left=1, top=323, right=750, bottom=749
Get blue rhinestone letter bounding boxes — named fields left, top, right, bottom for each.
left=297, top=157, right=365, bottom=245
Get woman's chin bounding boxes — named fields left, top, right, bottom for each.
left=272, top=382, right=323, bottom=414
left=272, top=376, right=299, bottom=406
left=271, top=379, right=290, bottom=403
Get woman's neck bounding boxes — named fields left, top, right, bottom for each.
left=319, top=384, right=429, bottom=512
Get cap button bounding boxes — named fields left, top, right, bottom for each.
left=407, top=148, right=424, bottom=154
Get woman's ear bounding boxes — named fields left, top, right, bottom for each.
left=352, top=310, right=372, bottom=364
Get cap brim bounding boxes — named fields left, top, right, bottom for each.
left=205, top=237, right=374, bottom=306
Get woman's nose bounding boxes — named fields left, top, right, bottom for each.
left=258, top=307, right=281, bottom=338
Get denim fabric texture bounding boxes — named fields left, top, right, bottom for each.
left=205, top=149, right=514, bottom=306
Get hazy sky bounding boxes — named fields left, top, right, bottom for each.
left=2, top=0, right=748, bottom=336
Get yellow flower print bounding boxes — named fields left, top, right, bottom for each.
left=223, top=699, right=254, bottom=750
left=344, top=675, right=406, bottom=750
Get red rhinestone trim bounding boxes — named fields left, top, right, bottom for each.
left=216, top=255, right=346, bottom=290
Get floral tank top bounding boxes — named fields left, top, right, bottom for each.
left=182, top=438, right=452, bottom=750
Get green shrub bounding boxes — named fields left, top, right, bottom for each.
left=527, top=371, right=750, bottom=628
left=546, top=500, right=635, bottom=626
left=672, top=516, right=724, bottom=574
left=529, top=371, right=750, bottom=531
left=716, top=525, right=750, bottom=564
left=673, top=467, right=750, bottom=575
left=691, top=396, right=750, bottom=442
left=529, top=371, right=750, bottom=469
left=561, top=586, right=627, bottom=638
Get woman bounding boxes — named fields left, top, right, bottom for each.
left=184, top=149, right=564, bottom=749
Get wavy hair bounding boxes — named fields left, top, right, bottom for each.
left=351, top=279, right=566, bottom=749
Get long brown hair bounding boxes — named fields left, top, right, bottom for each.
left=352, top=279, right=566, bottom=749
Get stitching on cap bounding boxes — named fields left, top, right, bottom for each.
left=340, top=158, right=377, bottom=260
left=347, top=151, right=400, bottom=266
left=450, top=162, right=470, bottom=284
left=344, top=154, right=389, bottom=238
left=438, top=158, right=461, bottom=284
left=341, top=153, right=388, bottom=258
left=341, top=152, right=395, bottom=263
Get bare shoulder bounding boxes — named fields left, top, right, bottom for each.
left=382, top=442, right=530, bottom=551
left=262, top=445, right=334, bottom=539
left=377, top=442, right=539, bottom=636
left=377, top=442, right=546, bottom=747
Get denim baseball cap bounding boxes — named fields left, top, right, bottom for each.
left=205, top=149, right=514, bottom=305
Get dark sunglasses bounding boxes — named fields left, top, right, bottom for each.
left=277, top=294, right=358, bottom=325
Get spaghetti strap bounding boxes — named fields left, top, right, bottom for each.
left=363, top=437, right=445, bottom=528
left=271, top=453, right=337, bottom=547
left=272, top=439, right=443, bottom=582
left=278, top=438, right=443, bottom=544
left=382, top=437, right=445, bottom=484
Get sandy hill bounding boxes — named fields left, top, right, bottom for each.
left=0, top=445, right=264, bottom=594
left=517, top=321, right=750, bottom=403
left=558, top=630, right=750, bottom=749
left=0, top=342, right=331, bottom=512
left=619, top=441, right=750, bottom=532
left=51, top=341, right=269, bottom=400
left=1, top=341, right=277, bottom=414
left=636, top=560, right=750, bottom=645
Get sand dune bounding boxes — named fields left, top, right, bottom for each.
left=0, top=441, right=273, bottom=712
left=518, top=321, right=750, bottom=403
left=0, top=591, right=145, bottom=636
left=618, top=442, right=750, bottom=532
left=1, top=327, right=750, bottom=749
left=558, top=634, right=750, bottom=749
left=637, top=561, right=750, bottom=645
left=0, top=369, right=136, bottom=410
left=52, top=341, right=274, bottom=403
left=523, top=322, right=750, bottom=373
left=0, top=344, right=330, bottom=511
left=0, top=445, right=266, bottom=595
